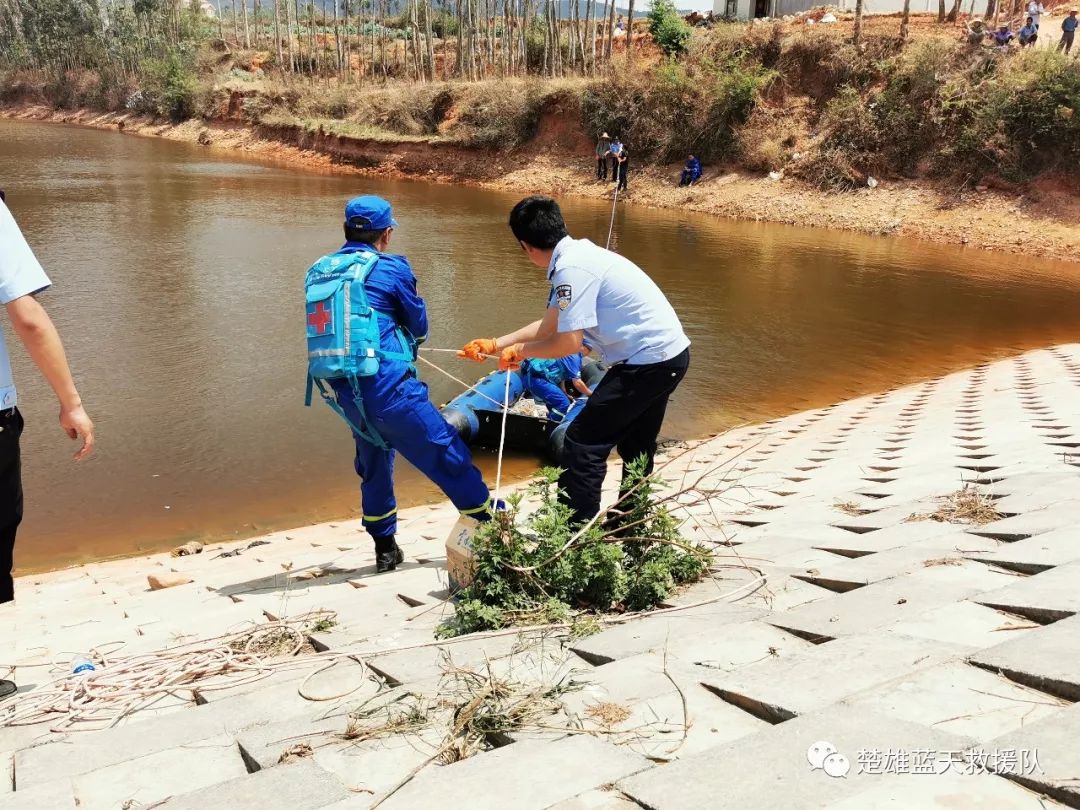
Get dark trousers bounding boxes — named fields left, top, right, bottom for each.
left=559, top=348, right=689, bottom=523
left=596, top=157, right=608, bottom=180
left=610, top=156, right=620, bottom=182
left=679, top=170, right=698, bottom=186
left=1059, top=30, right=1075, bottom=53
left=0, top=408, right=24, bottom=604
left=617, top=160, right=629, bottom=191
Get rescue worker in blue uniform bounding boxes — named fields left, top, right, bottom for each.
left=322, top=196, right=492, bottom=572
left=520, top=353, right=592, bottom=422
left=462, top=196, right=689, bottom=524
left=679, top=154, right=702, bottom=186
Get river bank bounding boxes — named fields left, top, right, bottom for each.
left=4, top=102, right=1078, bottom=264
left=3, top=344, right=1078, bottom=807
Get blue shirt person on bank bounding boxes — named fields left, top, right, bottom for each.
left=313, top=196, right=491, bottom=573
left=461, top=196, right=690, bottom=524
left=679, top=155, right=702, bottom=186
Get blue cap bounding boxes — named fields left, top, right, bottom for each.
left=344, top=195, right=398, bottom=231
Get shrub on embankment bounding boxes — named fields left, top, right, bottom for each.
left=3, top=20, right=1078, bottom=187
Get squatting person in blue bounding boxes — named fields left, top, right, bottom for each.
left=461, top=195, right=689, bottom=524
left=520, top=351, right=593, bottom=422
left=307, top=196, right=492, bottom=573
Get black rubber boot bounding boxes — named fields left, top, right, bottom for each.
left=374, top=536, right=405, bottom=573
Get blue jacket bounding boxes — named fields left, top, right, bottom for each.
left=335, top=242, right=427, bottom=388
left=685, top=157, right=702, bottom=180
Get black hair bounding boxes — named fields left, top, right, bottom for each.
left=344, top=224, right=389, bottom=244
left=508, top=196, right=569, bottom=250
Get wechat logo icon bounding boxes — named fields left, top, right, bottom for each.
left=808, top=740, right=851, bottom=778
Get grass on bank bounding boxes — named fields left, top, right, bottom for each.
left=2, top=20, right=1078, bottom=186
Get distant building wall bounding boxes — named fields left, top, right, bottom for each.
left=715, top=0, right=938, bottom=19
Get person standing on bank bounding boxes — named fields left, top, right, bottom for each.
left=616, top=147, right=630, bottom=192
left=0, top=194, right=95, bottom=699
left=608, top=137, right=624, bottom=183
left=595, top=132, right=611, bottom=181
left=306, top=196, right=492, bottom=573
left=460, top=196, right=689, bottom=524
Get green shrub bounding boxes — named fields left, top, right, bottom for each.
left=436, top=463, right=710, bottom=638
left=648, top=0, right=692, bottom=57
left=937, top=48, right=1080, bottom=181
left=142, top=51, right=198, bottom=122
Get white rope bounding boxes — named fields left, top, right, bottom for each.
left=494, top=368, right=513, bottom=504
left=606, top=183, right=620, bottom=250
left=416, top=355, right=506, bottom=410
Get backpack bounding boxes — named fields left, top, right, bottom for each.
left=303, top=250, right=414, bottom=447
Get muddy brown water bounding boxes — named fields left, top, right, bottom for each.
left=3, top=117, right=1079, bottom=573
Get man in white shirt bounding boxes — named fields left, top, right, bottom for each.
left=0, top=193, right=94, bottom=699
left=461, top=196, right=689, bottom=524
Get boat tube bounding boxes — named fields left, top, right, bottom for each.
left=440, top=359, right=606, bottom=461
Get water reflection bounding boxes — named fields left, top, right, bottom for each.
left=2, top=118, right=1078, bottom=571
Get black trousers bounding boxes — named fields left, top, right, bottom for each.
left=559, top=348, right=689, bottom=523
left=0, top=408, right=24, bottom=604
left=596, top=157, right=608, bottom=180
left=617, top=159, right=629, bottom=191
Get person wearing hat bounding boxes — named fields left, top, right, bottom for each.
left=1058, top=8, right=1078, bottom=53
left=595, top=133, right=612, bottom=181
left=460, top=196, right=690, bottom=525
left=992, top=22, right=1016, bottom=48
left=308, top=196, right=492, bottom=573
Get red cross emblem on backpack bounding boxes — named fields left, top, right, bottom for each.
left=307, top=301, right=333, bottom=336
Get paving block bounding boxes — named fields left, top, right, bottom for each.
left=568, top=602, right=765, bottom=665
left=886, top=601, right=1042, bottom=650
left=970, top=506, right=1080, bottom=542
left=969, top=614, right=1080, bottom=701
left=618, top=704, right=973, bottom=810
left=793, top=546, right=964, bottom=593
left=769, top=563, right=1013, bottom=640
left=564, top=654, right=770, bottom=759
left=971, top=526, right=1080, bottom=574
left=699, top=634, right=968, bottom=722
left=71, top=734, right=248, bottom=810
left=6, top=776, right=77, bottom=810
left=986, top=702, right=1080, bottom=807
left=842, top=661, right=1067, bottom=742
left=237, top=713, right=348, bottom=771
left=824, top=772, right=1068, bottom=808
left=160, top=757, right=351, bottom=810
left=547, top=787, right=642, bottom=810
left=380, top=735, right=650, bottom=810
left=975, top=561, right=1080, bottom=623
left=313, top=729, right=445, bottom=800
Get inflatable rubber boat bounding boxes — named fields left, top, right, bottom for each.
left=440, top=359, right=606, bottom=461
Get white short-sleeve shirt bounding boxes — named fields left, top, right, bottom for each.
left=0, top=201, right=52, bottom=408
left=547, top=236, right=689, bottom=366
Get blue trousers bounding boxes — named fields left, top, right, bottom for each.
left=523, top=371, right=571, bottom=422
left=332, top=374, right=490, bottom=539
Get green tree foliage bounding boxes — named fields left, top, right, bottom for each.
left=437, top=463, right=710, bottom=639
left=647, top=0, right=690, bottom=56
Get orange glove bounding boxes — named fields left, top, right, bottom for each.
left=458, top=338, right=497, bottom=362
left=499, top=343, right=526, bottom=372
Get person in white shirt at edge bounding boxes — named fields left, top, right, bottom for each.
left=460, top=195, right=690, bottom=526
left=0, top=192, right=95, bottom=701
left=1027, top=0, right=1044, bottom=28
